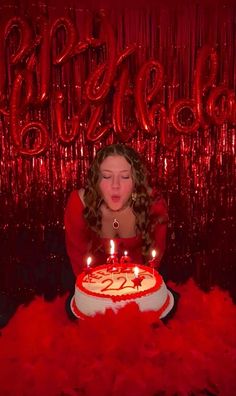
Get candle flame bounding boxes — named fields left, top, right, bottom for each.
left=110, top=239, right=115, bottom=255
left=87, top=256, right=92, bottom=267
left=124, top=250, right=128, bottom=256
left=151, top=249, right=157, bottom=259
left=134, top=266, right=139, bottom=278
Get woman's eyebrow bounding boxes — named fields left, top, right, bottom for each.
left=101, top=169, right=130, bottom=172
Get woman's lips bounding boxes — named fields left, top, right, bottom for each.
left=111, top=195, right=121, bottom=203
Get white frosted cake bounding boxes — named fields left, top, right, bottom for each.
left=70, top=264, right=174, bottom=319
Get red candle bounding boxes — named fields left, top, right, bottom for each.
left=120, top=250, right=131, bottom=264
left=85, top=256, right=92, bottom=281
left=149, top=249, right=157, bottom=269
left=107, top=239, right=118, bottom=265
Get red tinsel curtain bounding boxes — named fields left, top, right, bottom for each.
left=0, top=0, right=235, bottom=299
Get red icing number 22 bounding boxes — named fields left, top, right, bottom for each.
left=100, top=276, right=134, bottom=292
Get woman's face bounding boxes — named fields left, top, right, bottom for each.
left=99, top=155, right=134, bottom=211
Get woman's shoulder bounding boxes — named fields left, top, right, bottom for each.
left=64, top=189, right=87, bottom=228
left=66, top=189, right=85, bottom=209
left=150, top=189, right=168, bottom=222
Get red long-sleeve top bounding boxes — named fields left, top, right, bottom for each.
left=64, top=190, right=168, bottom=276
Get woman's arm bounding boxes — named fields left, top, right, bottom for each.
left=64, top=190, right=89, bottom=276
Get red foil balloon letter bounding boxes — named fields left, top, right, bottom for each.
left=113, top=66, right=137, bottom=141
left=193, top=45, right=218, bottom=128
left=85, top=12, right=116, bottom=103
left=169, top=99, right=200, bottom=134
left=10, top=72, right=49, bottom=156
left=0, top=16, right=33, bottom=106
left=206, top=86, right=236, bottom=126
left=135, top=60, right=164, bottom=137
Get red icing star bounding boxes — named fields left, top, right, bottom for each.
left=131, top=276, right=144, bottom=289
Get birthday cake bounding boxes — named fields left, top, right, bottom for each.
left=70, top=264, right=174, bottom=319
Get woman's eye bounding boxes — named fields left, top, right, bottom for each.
left=121, top=176, right=130, bottom=179
left=102, top=175, right=111, bottom=179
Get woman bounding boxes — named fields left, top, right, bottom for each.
left=64, top=144, right=168, bottom=277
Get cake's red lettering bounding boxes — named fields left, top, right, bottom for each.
left=90, top=270, right=107, bottom=279
left=100, top=278, right=114, bottom=292
left=116, top=276, right=127, bottom=290
left=138, top=270, right=153, bottom=278
left=100, top=276, right=134, bottom=292
left=83, top=278, right=96, bottom=284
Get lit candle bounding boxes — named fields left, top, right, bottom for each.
left=107, top=239, right=118, bottom=265
left=149, top=249, right=157, bottom=275
left=120, top=250, right=131, bottom=264
left=87, top=256, right=92, bottom=268
left=85, top=256, right=92, bottom=281
left=149, top=249, right=157, bottom=267
left=134, top=266, right=139, bottom=278
left=110, top=239, right=115, bottom=255
left=151, top=249, right=157, bottom=260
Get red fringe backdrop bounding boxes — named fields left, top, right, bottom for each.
left=0, top=1, right=235, bottom=300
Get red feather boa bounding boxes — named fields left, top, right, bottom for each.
left=0, top=280, right=236, bottom=396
